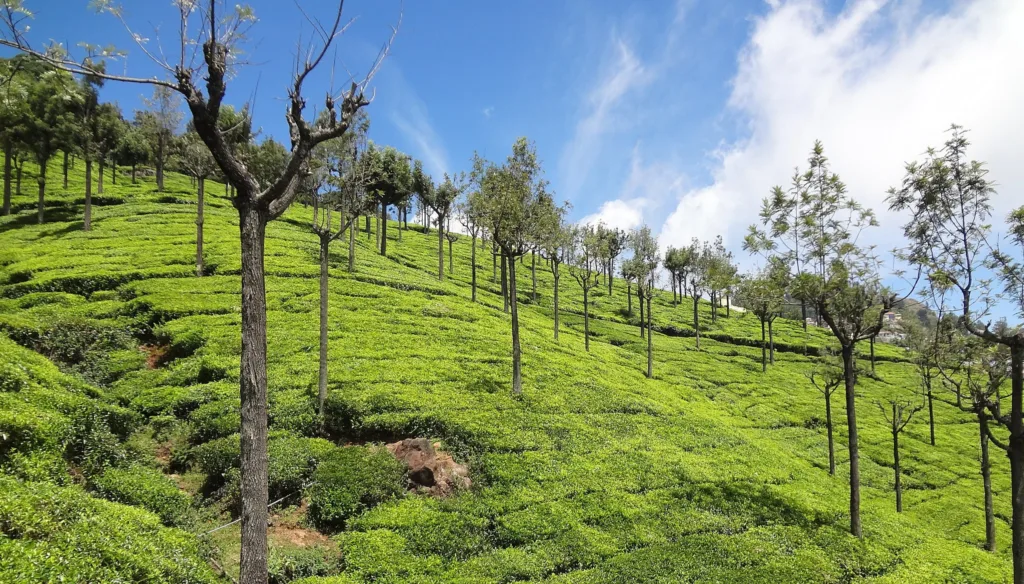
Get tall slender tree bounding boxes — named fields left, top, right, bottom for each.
left=568, top=223, right=602, bottom=353
left=631, top=225, right=659, bottom=378
left=808, top=353, right=843, bottom=475
left=877, top=397, right=921, bottom=513
left=137, top=86, right=182, bottom=192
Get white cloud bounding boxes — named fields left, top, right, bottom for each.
left=388, top=66, right=449, bottom=179
left=559, top=39, right=649, bottom=198
left=482, top=106, right=494, bottom=118
left=659, top=0, right=1024, bottom=268
left=579, top=145, right=687, bottom=234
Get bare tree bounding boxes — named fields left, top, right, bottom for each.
left=877, top=397, right=922, bottom=513
left=0, top=4, right=400, bottom=582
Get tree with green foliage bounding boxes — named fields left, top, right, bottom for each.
left=137, top=86, right=182, bottom=192
left=114, top=123, right=149, bottom=184
left=876, top=396, right=921, bottom=513
left=689, top=238, right=717, bottom=349
left=457, top=188, right=486, bottom=303
left=770, top=141, right=892, bottom=538
left=568, top=223, right=603, bottom=353
left=15, top=61, right=79, bottom=224
left=631, top=225, right=659, bottom=378
left=706, top=236, right=737, bottom=323
left=72, top=64, right=104, bottom=230
left=598, top=225, right=627, bottom=296
left=902, top=314, right=943, bottom=446
left=536, top=203, right=570, bottom=340
left=736, top=261, right=787, bottom=372
left=0, top=56, right=31, bottom=215
left=0, top=4, right=398, bottom=581
left=174, top=131, right=217, bottom=276
left=887, top=125, right=1024, bottom=576
left=420, top=166, right=463, bottom=279
left=94, top=103, right=124, bottom=191
left=745, top=171, right=811, bottom=328
left=474, top=138, right=551, bottom=395
left=807, top=352, right=843, bottom=475
left=361, top=144, right=412, bottom=257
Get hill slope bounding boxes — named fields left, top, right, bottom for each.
left=0, top=160, right=1013, bottom=582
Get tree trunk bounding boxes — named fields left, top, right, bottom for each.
left=492, top=242, right=497, bottom=283
left=672, top=275, right=677, bottom=305
left=531, top=252, right=537, bottom=302
left=841, top=343, right=862, bottom=537
left=825, top=390, right=835, bottom=475
left=761, top=319, right=767, bottom=373
left=318, top=234, right=329, bottom=415
left=379, top=204, right=388, bottom=255
left=583, top=287, right=590, bottom=352
left=348, top=215, right=356, bottom=273
left=156, top=139, right=165, bottom=192
left=692, top=290, right=700, bottom=350
left=501, top=254, right=508, bottom=314
left=711, top=292, right=717, bottom=323
left=927, top=386, right=935, bottom=446
left=448, top=238, right=453, bottom=273
left=870, top=337, right=876, bottom=373
left=726, top=295, right=731, bottom=317
left=365, top=214, right=371, bottom=240
left=437, top=221, right=444, bottom=280
left=509, top=253, right=522, bottom=396
left=62, top=151, right=68, bottom=190
left=769, top=319, right=775, bottom=365
left=1009, top=344, right=1024, bottom=583
left=893, top=416, right=902, bottom=513
left=132, top=163, right=137, bottom=184
left=16, top=160, right=22, bottom=195
left=84, top=158, right=92, bottom=231
left=608, top=261, right=613, bottom=296
left=97, top=160, right=104, bottom=194
left=2, top=137, right=11, bottom=216
left=646, top=294, right=653, bottom=379
left=553, top=269, right=560, bottom=340
left=237, top=203, right=270, bottom=584
left=36, top=161, right=46, bottom=224
left=196, top=177, right=204, bottom=276
left=471, top=235, right=477, bottom=302
left=627, top=282, right=632, bottom=314
left=639, top=286, right=645, bottom=339
left=801, top=300, right=808, bottom=331
left=981, top=413, right=996, bottom=552
left=111, top=160, right=116, bottom=185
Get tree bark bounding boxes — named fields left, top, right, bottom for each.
left=379, top=203, right=388, bottom=255
left=692, top=290, right=701, bottom=350
left=769, top=319, right=775, bottom=365
left=553, top=268, right=560, bottom=340
left=237, top=203, right=269, bottom=584
left=318, top=233, right=329, bottom=415
left=62, top=151, right=68, bottom=190
left=97, top=160, right=105, bottom=194
left=801, top=300, right=808, bottom=331
left=16, top=159, right=22, bottom=196
left=646, top=293, right=653, bottom=379
left=627, top=282, right=632, bottom=314
left=842, top=343, right=862, bottom=537
left=870, top=337, right=876, bottom=373
left=508, top=253, right=522, bottom=396
left=761, top=319, right=767, bottom=373
left=531, top=252, right=537, bottom=302
left=981, top=413, right=996, bottom=552
left=608, top=261, right=613, bottom=296
left=84, top=158, right=92, bottom=231
left=437, top=220, right=444, bottom=280
left=893, top=414, right=902, bottom=513
left=492, top=241, right=497, bottom=283
left=583, top=287, right=590, bottom=352
left=471, top=235, right=477, bottom=302
left=501, top=254, right=508, bottom=314
left=825, top=390, right=835, bottom=475
left=196, top=177, right=204, bottom=276
left=448, top=238, right=453, bottom=273
left=1009, top=344, right=1024, bottom=583
left=639, top=286, right=645, bottom=339
left=927, top=386, right=935, bottom=446
left=36, top=161, right=46, bottom=224
left=726, top=295, right=731, bottom=317
left=365, top=214, right=371, bottom=240
left=2, top=137, right=11, bottom=216
left=348, top=215, right=356, bottom=273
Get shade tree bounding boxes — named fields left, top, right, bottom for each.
left=568, top=223, right=603, bottom=353
left=174, top=131, right=217, bottom=276
left=361, top=144, right=412, bottom=257
left=736, top=260, right=788, bottom=372
left=631, top=225, right=660, bottom=378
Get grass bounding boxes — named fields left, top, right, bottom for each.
left=0, top=154, right=1014, bottom=582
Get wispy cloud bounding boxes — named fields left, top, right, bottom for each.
left=559, top=39, right=649, bottom=198
left=579, top=145, right=686, bottom=233
left=482, top=106, right=494, bottom=118
left=388, top=66, right=449, bottom=179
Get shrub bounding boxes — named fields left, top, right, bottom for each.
left=188, top=398, right=240, bottom=443
left=91, top=464, right=192, bottom=527
left=268, top=546, right=341, bottom=584
left=306, top=446, right=406, bottom=531
left=0, top=361, right=29, bottom=392
left=65, top=408, right=132, bottom=476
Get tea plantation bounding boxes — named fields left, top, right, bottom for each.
left=0, top=160, right=1013, bottom=582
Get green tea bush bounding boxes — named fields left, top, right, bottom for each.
left=65, top=407, right=133, bottom=476
left=268, top=545, right=341, bottom=584
left=92, top=464, right=192, bottom=527
left=306, top=446, right=407, bottom=531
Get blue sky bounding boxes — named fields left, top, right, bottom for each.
left=7, top=0, right=1024, bottom=320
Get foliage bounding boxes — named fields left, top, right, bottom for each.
left=306, top=446, right=406, bottom=532
left=91, top=464, right=193, bottom=526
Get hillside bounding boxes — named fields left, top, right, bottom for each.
left=0, top=160, right=1013, bottom=583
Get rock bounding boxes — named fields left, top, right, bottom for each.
left=386, top=438, right=471, bottom=496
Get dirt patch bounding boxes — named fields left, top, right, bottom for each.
left=139, top=344, right=172, bottom=369
left=386, top=438, right=471, bottom=497
left=269, top=503, right=332, bottom=548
